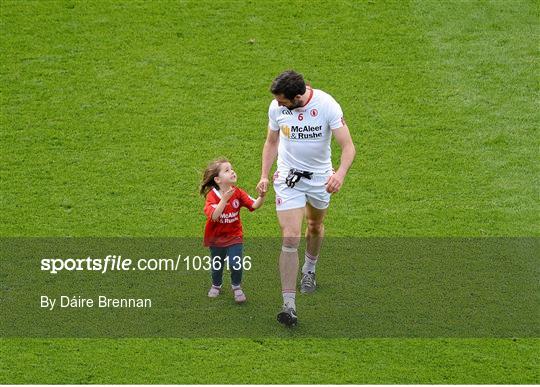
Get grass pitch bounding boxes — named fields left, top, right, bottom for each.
left=1, top=0, right=538, bottom=383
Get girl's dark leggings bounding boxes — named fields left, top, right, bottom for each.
left=209, top=243, right=243, bottom=287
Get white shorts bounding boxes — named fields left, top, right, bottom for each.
left=273, top=169, right=333, bottom=211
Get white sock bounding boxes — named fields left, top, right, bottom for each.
left=302, top=252, right=318, bottom=274
left=282, top=291, right=296, bottom=310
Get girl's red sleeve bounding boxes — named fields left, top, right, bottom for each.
left=203, top=194, right=220, bottom=220
left=238, top=188, right=256, bottom=212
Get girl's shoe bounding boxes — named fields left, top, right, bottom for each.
left=208, top=285, right=222, bottom=298
left=232, top=287, right=246, bottom=304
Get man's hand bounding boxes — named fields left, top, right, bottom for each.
left=326, top=171, right=345, bottom=193
left=326, top=124, right=355, bottom=193
left=256, top=177, right=269, bottom=195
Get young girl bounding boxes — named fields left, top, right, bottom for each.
left=200, top=157, right=265, bottom=303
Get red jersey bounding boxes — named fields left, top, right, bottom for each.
left=203, top=187, right=256, bottom=247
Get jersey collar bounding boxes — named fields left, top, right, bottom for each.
left=212, top=187, right=222, bottom=199
left=301, top=87, right=314, bottom=107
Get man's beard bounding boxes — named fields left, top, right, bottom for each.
left=286, top=99, right=302, bottom=110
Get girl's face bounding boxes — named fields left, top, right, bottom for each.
left=215, top=162, right=237, bottom=185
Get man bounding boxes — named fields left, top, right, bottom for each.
left=256, top=70, right=356, bottom=326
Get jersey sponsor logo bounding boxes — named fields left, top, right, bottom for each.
left=281, top=125, right=323, bottom=140
left=281, top=124, right=323, bottom=140
left=310, top=109, right=318, bottom=117
left=289, top=125, right=323, bottom=139
left=281, top=109, right=293, bottom=115
left=232, top=199, right=240, bottom=209
left=219, top=210, right=239, bottom=224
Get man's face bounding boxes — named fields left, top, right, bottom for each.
left=274, top=94, right=302, bottom=110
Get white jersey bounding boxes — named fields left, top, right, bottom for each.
left=268, top=87, right=344, bottom=173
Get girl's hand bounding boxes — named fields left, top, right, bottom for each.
left=222, top=187, right=235, bottom=201
left=211, top=187, right=235, bottom=221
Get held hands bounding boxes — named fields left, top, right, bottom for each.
left=252, top=188, right=266, bottom=209
left=256, top=177, right=269, bottom=196
left=326, top=171, right=345, bottom=193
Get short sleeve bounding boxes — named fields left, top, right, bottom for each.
left=326, top=96, right=344, bottom=130
left=268, top=101, right=280, bottom=131
left=203, top=193, right=220, bottom=220
left=237, top=188, right=256, bottom=212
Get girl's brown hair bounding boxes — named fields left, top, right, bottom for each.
left=200, top=157, right=229, bottom=196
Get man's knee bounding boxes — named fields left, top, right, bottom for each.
left=306, top=219, right=324, bottom=236
left=281, top=227, right=301, bottom=250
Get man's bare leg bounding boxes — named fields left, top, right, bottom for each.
left=276, top=207, right=304, bottom=325
left=301, top=203, right=327, bottom=293
left=277, top=207, right=304, bottom=298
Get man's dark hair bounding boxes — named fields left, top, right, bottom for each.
left=270, top=70, right=306, bottom=100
